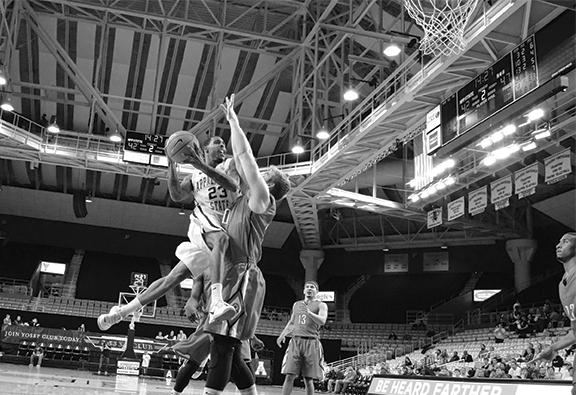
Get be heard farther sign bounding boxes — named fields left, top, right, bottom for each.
left=367, top=376, right=571, bottom=395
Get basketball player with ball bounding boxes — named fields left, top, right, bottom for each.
left=98, top=132, right=240, bottom=331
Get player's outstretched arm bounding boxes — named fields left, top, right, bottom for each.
left=167, top=158, right=193, bottom=202
left=221, top=94, right=270, bottom=214
left=184, top=273, right=204, bottom=322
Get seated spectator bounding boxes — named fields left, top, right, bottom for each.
left=515, top=316, right=530, bottom=338
left=490, top=363, right=509, bottom=379
left=334, top=367, right=357, bottom=393
left=462, top=350, right=473, bottom=362
left=494, top=323, right=507, bottom=343
left=512, top=302, right=522, bottom=320
left=176, top=330, right=186, bottom=341
left=29, top=345, right=43, bottom=368
left=449, top=351, right=460, bottom=362
left=30, top=318, right=40, bottom=327
left=402, top=356, right=413, bottom=368
left=2, top=314, right=11, bottom=329
left=327, top=367, right=343, bottom=392
left=520, top=344, right=535, bottom=362
left=388, top=332, right=398, bottom=340
left=478, top=344, right=489, bottom=359
left=552, top=353, right=564, bottom=369
left=508, top=360, right=521, bottom=378
left=78, top=323, right=85, bottom=332
left=14, top=316, right=22, bottom=325
left=545, top=366, right=560, bottom=380
left=165, top=330, right=176, bottom=340
left=452, top=368, right=462, bottom=378
left=155, top=331, right=164, bottom=340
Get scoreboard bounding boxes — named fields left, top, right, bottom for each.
left=433, top=11, right=574, bottom=154
left=439, top=36, right=537, bottom=145
left=123, top=131, right=169, bottom=166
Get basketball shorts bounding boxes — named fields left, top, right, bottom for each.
left=176, top=216, right=218, bottom=278
left=281, top=337, right=324, bottom=380
left=172, top=316, right=211, bottom=363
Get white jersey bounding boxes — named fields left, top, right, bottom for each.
left=188, top=158, right=239, bottom=232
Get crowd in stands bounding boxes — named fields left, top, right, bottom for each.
left=261, top=306, right=290, bottom=322
left=2, top=314, right=41, bottom=329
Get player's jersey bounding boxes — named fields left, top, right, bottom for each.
left=559, top=269, right=576, bottom=322
left=224, top=195, right=276, bottom=265
left=291, top=300, right=323, bottom=339
left=187, top=158, right=239, bottom=232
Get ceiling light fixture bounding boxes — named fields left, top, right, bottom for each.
left=383, top=43, right=401, bottom=57
left=47, top=122, right=60, bottom=133
left=0, top=69, right=6, bottom=86
left=109, top=129, right=122, bottom=142
left=501, top=124, right=517, bottom=136
left=316, top=126, right=329, bottom=140
left=343, top=87, right=359, bottom=101
left=0, top=97, right=14, bottom=112
left=291, top=139, right=304, bottom=154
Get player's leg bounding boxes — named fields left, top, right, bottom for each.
left=230, top=342, right=257, bottom=395
left=172, top=332, right=212, bottom=394
left=281, top=374, right=297, bottom=395
left=203, top=231, right=235, bottom=323
left=204, top=335, right=236, bottom=395
left=303, top=378, right=315, bottom=395
left=98, top=262, right=190, bottom=330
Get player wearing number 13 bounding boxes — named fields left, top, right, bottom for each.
left=278, top=281, right=328, bottom=395
left=535, top=232, right=576, bottom=394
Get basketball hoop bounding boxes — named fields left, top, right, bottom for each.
left=404, top=0, right=479, bottom=56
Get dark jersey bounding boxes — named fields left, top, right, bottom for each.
left=224, top=194, right=276, bottom=265
left=559, top=269, right=576, bottom=322
left=291, top=300, right=323, bottom=339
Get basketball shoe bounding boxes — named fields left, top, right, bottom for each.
left=208, top=300, right=235, bottom=324
left=97, top=305, right=123, bottom=331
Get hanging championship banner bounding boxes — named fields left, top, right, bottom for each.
left=545, top=149, right=571, bottom=184
left=423, top=252, right=449, bottom=272
left=427, top=207, right=443, bottom=229
left=384, top=254, right=409, bottom=273
left=447, top=196, right=465, bottom=221
left=515, top=162, right=539, bottom=198
left=468, top=186, right=487, bottom=216
left=491, top=175, right=513, bottom=210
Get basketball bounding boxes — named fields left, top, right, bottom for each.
left=164, top=131, right=200, bottom=163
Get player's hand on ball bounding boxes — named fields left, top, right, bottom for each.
left=276, top=335, right=285, bottom=348
left=181, top=143, right=203, bottom=168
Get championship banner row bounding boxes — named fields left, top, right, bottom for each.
left=426, top=149, right=571, bottom=229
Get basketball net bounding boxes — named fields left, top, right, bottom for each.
left=128, top=284, right=147, bottom=323
left=404, top=0, right=479, bottom=57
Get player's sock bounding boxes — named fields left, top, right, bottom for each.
left=203, top=388, right=223, bottom=395
left=119, top=297, right=143, bottom=317
left=210, top=283, right=223, bottom=307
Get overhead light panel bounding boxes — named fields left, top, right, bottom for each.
left=526, top=108, right=544, bottom=122
left=482, top=155, right=496, bottom=166
left=501, top=124, right=517, bottom=136
left=521, top=141, right=537, bottom=151
left=0, top=69, right=6, bottom=86
left=533, top=128, right=550, bottom=140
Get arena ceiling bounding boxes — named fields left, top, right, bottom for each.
left=0, top=0, right=574, bottom=252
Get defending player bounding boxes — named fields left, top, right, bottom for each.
left=535, top=232, right=576, bottom=395
left=277, top=281, right=328, bottom=395
left=201, top=94, right=290, bottom=395
left=98, top=136, right=238, bottom=331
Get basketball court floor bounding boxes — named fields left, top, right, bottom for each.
left=0, top=363, right=291, bottom=395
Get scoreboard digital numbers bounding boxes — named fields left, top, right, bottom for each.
left=123, top=131, right=169, bottom=166
left=439, top=35, right=538, bottom=148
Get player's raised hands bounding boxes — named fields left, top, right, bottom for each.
left=220, top=94, right=238, bottom=124
left=180, top=141, right=204, bottom=168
